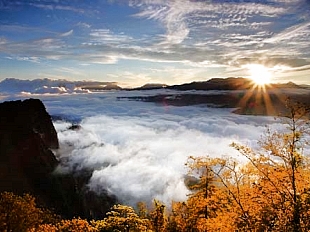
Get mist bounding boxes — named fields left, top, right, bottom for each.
left=40, top=90, right=276, bottom=206
left=0, top=83, right=279, bottom=206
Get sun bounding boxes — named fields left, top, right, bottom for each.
left=246, top=64, right=272, bottom=86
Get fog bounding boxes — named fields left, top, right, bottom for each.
left=1, top=75, right=309, bottom=209
left=0, top=81, right=278, bottom=206
left=31, top=90, right=275, bottom=206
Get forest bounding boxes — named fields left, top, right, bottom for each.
left=1, top=100, right=309, bottom=232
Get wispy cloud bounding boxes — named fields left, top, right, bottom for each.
left=0, top=0, right=309, bottom=83
left=131, top=0, right=285, bottom=44
left=264, top=21, right=310, bottom=47
left=1, top=37, right=66, bottom=62
left=1, top=1, right=87, bottom=14
left=60, top=29, right=74, bottom=37
left=89, top=29, right=134, bottom=44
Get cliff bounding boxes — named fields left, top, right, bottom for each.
left=0, top=99, right=58, bottom=193
left=0, top=99, right=115, bottom=219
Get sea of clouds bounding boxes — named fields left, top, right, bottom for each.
left=0, top=79, right=284, bottom=206
left=50, top=92, right=276, bottom=206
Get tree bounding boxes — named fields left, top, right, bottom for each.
left=0, top=191, right=58, bottom=232
left=28, top=224, right=58, bottom=232
left=185, top=156, right=254, bottom=231
left=149, top=200, right=167, bottom=232
left=56, top=218, right=97, bottom=232
left=184, top=101, right=310, bottom=231
left=30, top=218, right=97, bottom=232
left=92, top=204, right=151, bottom=232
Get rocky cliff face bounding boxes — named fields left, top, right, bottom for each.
left=0, top=99, right=59, bottom=193
left=0, top=99, right=115, bottom=219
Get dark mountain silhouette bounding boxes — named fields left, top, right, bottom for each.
left=0, top=77, right=307, bottom=93
left=119, top=78, right=310, bottom=116
left=82, top=83, right=122, bottom=91
left=129, top=77, right=306, bottom=91
left=167, top=77, right=254, bottom=91
left=0, top=99, right=116, bottom=219
left=131, top=83, right=168, bottom=90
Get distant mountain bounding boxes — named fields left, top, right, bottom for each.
left=271, top=81, right=300, bottom=89
left=81, top=83, right=122, bottom=91
left=0, top=78, right=118, bottom=94
left=167, top=77, right=254, bottom=91
left=119, top=78, right=310, bottom=117
left=0, top=77, right=305, bottom=95
left=133, top=83, right=168, bottom=90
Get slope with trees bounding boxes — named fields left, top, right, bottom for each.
left=0, top=100, right=309, bottom=231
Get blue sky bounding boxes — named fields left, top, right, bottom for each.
left=0, top=0, right=309, bottom=87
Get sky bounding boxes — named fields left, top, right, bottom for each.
left=0, top=0, right=310, bottom=87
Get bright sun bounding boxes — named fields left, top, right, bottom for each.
left=247, top=64, right=272, bottom=86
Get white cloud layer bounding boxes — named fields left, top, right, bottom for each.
left=2, top=80, right=306, bottom=206
left=17, top=89, right=273, bottom=206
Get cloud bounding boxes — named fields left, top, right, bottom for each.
left=3, top=82, right=304, bottom=206
left=39, top=90, right=274, bottom=206
left=0, top=36, right=67, bottom=61
left=8, top=1, right=87, bottom=14
left=128, top=0, right=309, bottom=68
left=131, top=0, right=285, bottom=45
left=60, top=29, right=73, bottom=37
left=77, top=22, right=91, bottom=28
left=1, top=0, right=309, bottom=84
left=132, top=1, right=191, bottom=45
left=0, top=37, right=7, bottom=45
left=264, top=21, right=310, bottom=47
left=89, top=29, right=134, bottom=44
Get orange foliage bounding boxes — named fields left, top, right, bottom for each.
left=0, top=192, right=57, bottom=232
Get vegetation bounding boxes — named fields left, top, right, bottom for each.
left=0, top=101, right=309, bottom=231
left=92, top=204, right=151, bottom=231
left=0, top=192, right=58, bottom=232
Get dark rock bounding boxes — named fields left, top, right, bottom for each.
left=0, top=98, right=59, bottom=149
left=0, top=99, right=116, bottom=219
left=68, top=124, right=82, bottom=131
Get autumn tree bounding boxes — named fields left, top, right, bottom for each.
left=148, top=200, right=168, bottom=232
left=231, top=100, right=310, bottom=231
left=184, top=156, right=255, bottom=231
left=183, top=101, right=310, bottom=231
left=92, top=204, right=151, bottom=232
left=28, top=224, right=58, bottom=232
left=56, top=218, right=97, bottom=232
left=0, top=191, right=58, bottom=232
left=29, top=218, right=97, bottom=232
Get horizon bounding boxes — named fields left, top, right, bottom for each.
left=0, top=1, right=310, bottom=87
left=1, top=76, right=308, bottom=90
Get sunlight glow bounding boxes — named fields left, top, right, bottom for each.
left=246, top=64, right=272, bottom=86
